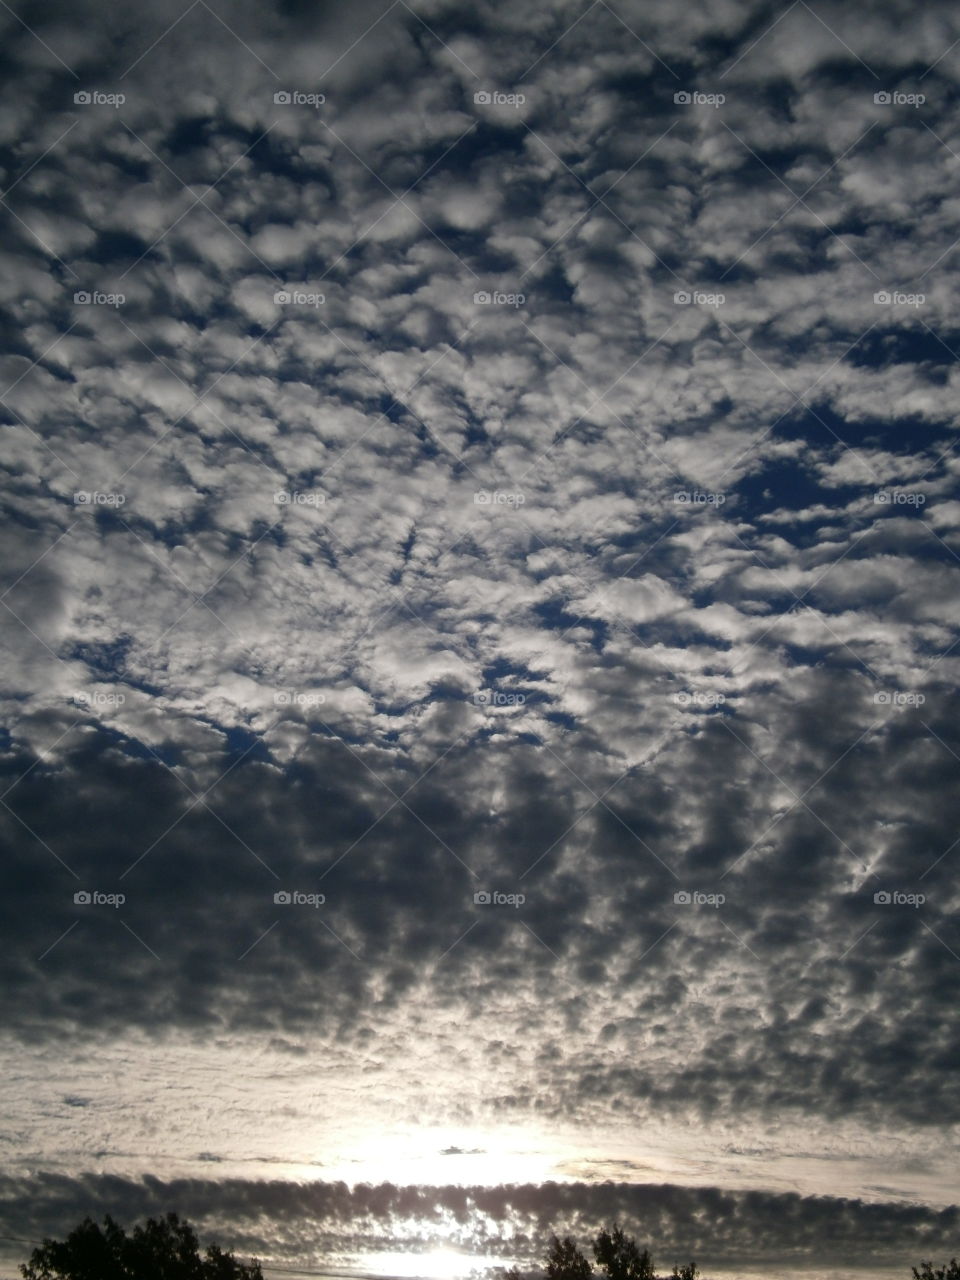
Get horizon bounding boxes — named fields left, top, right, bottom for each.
left=0, top=1169, right=955, bottom=1280
left=0, top=1219, right=948, bottom=1280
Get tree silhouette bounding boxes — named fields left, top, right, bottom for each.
left=20, top=1213, right=262, bottom=1280
left=913, top=1262, right=960, bottom=1280
left=593, top=1224, right=655, bottom=1280
left=545, top=1235, right=593, bottom=1280
left=506, top=1225, right=697, bottom=1280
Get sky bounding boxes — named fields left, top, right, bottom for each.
left=0, top=0, right=959, bottom=1278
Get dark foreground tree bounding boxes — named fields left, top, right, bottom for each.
left=20, top=1213, right=263, bottom=1280
left=913, top=1262, right=960, bottom=1280
left=505, top=1225, right=698, bottom=1280
left=546, top=1235, right=594, bottom=1280
left=593, top=1224, right=655, bottom=1280
left=593, top=1224, right=697, bottom=1280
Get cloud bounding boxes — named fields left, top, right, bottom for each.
left=1, top=1173, right=959, bottom=1276
left=2, top=0, right=960, bottom=1275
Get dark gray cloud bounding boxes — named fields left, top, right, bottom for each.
left=1, top=1173, right=959, bottom=1275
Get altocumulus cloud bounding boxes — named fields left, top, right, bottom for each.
left=1, top=0, right=959, bottom=1277
left=1, top=1174, right=959, bottom=1275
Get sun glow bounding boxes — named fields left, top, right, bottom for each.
left=361, top=1247, right=484, bottom=1280
left=336, top=1124, right=564, bottom=1187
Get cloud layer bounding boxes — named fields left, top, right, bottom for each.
left=1, top=0, right=959, bottom=1276
left=3, top=1173, right=960, bottom=1277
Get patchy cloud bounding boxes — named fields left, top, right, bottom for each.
left=1, top=0, right=959, bottom=1278
left=2, top=1174, right=960, bottom=1277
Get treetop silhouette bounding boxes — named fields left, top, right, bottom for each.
left=505, top=1223, right=697, bottom=1280
left=19, top=1212, right=262, bottom=1280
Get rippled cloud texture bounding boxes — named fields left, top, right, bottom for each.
left=1, top=0, right=959, bottom=1278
